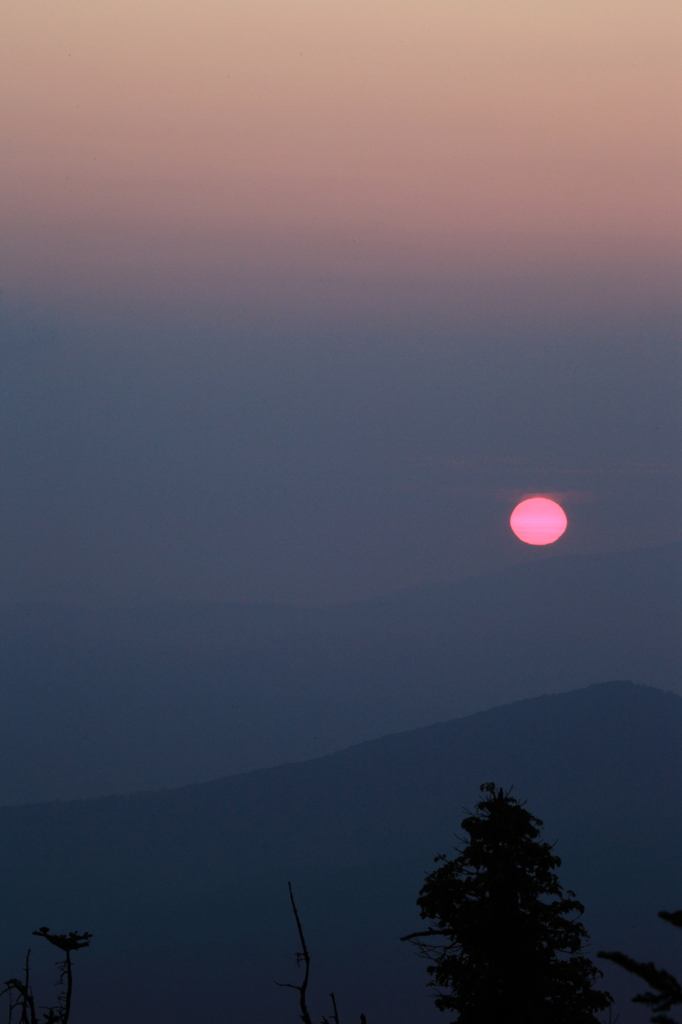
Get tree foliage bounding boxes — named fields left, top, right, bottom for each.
left=599, top=910, right=682, bottom=1024
left=402, top=783, right=612, bottom=1024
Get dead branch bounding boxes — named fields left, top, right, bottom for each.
left=275, top=883, right=313, bottom=1024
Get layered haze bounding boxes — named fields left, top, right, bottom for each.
left=2, top=0, right=679, bottom=315
left=0, top=8, right=680, bottom=1019
left=1, top=0, right=679, bottom=608
left=0, top=543, right=678, bottom=804
left=2, top=0, right=675, bottom=606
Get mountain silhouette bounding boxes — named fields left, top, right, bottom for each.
left=0, top=541, right=679, bottom=803
left=0, top=680, right=680, bottom=1023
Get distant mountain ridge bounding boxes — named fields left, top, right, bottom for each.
left=0, top=541, right=679, bottom=804
left=0, top=680, right=680, bottom=1023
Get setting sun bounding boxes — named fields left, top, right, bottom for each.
left=510, top=497, right=568, bottom=545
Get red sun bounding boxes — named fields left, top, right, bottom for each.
left=510, top=497, right=568, bottom=545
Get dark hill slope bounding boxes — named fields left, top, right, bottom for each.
left=0, top=540, right=679, bottom=803
left=0, top=681, right=680, bottom=1023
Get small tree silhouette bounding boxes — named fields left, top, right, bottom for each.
left=401, top=783, right=612, bottom=1024
left=1, top=928, right=91, bottom=1024
left=1, top=950, right=38, bottom=1024
left=599, top=910, right=682, bottom=1024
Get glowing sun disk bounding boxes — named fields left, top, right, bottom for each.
left=510, top=497, right=568, bottom=545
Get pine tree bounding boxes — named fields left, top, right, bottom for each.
left=401, top=783, right=612, bottom=1024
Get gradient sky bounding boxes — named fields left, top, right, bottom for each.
left=0, top=0, right=680, bottom=605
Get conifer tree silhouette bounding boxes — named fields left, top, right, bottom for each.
left=599, top=910, right=682, bottom=1024
left=401, top=783, right=612, bottom=1024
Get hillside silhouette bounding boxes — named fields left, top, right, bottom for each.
left=0, top=680, right=680, bottom=1022
left=0, top=541, right=678, bottom=803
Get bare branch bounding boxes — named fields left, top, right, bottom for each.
left=275, top=884, right=313, bottom=1024
left=399, top=928, right=448, bottom=943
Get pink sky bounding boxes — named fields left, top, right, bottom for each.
left=1, top=0, right=679, bottom=316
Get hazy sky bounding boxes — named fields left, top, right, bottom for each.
left=0, top=0, right=679, bottom=605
